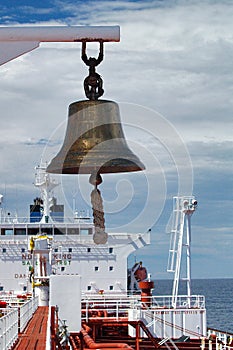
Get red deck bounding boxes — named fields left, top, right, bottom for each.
left=12, top=306, right=49, bottom=350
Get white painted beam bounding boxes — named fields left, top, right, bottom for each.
left=0, top=26, right=120, bottom=65
left=0, top=26, right=120, bottom=42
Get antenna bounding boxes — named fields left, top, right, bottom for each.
left=34, top=165, right=59, bottom=223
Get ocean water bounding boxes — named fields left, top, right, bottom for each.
left=153, top=279, right=233, bottom=334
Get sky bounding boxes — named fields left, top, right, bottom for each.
left=0, top=0, right=232, bottom=280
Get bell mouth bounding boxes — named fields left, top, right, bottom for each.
left=47, top=157, right=145, bottom=175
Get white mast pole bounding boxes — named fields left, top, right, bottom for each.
left=168, top=196, right=197, bottom=308
left=186, top=212, right=192, bottom=306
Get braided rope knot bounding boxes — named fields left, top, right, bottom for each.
left=91, top=188, right=105, bottom=231
left=90, top=174, right=108, bottom=244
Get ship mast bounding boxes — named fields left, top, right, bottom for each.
left=167, top=196, right=197, bottom=308
left=34, top=165, right=59, bottom=223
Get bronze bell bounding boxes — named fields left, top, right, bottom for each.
left=46, top=99, right=145, bottom=175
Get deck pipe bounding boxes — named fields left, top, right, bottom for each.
left=81, top=326, right=132, bottom=349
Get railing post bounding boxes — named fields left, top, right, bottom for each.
left=200, top=336, right=205, bottom=350
left=51, top=306, right=56, bottom=350
left=135, top=322, right=140, bottom=350
left=86, top=301, right=88, bottom=322
left=116, top=302, right=119, bottom=320
left=18, top=306, right=20, bottom=334
left=0, top=308, right=18, bottom=350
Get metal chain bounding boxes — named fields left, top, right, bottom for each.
left=81, top=41, right=104, bottom=100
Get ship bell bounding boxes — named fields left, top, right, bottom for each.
left=46, top=99, right=145, bottom=175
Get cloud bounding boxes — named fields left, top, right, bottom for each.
left=189, top=140, right=233, bottom=172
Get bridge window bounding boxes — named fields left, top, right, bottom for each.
left=15, top=229, right=26, bottom=235
left=80, top=229, right=90, bottom=235
left=40, top=228, right=52, bottom=235
left=5, top=229, right=13, bottom=236
left=28, top=228, right=40, bottom=236
left=54, top=228, right=65, bottom=235
left=67, top=228, right=79, bottom=235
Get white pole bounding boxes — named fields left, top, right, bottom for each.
left=0, top=195, right=3, bottom=224
left=171, top=199, right=185, bottom=308
left=186, top=213, right=192, bottom=306
left=0, top=26, right=120, bottom=42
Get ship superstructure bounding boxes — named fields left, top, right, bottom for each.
left=0, top=166, right=150, bottom=296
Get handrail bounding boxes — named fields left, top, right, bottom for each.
left=18, top=297, right=39, bottom=333
left=81, top=293, right=205, bottom=309
left=0, top=308, right=18, bottom=350
left=207, top=328, right=233, bottom=345
left=0, top=297, right=39, bottom=350
left=80, top=293, right=205, bottom=324
left=0, top=216, right=92, bottom=224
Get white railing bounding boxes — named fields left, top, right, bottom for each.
left=207, top=328, right=233, bottom=348
left=81, top=293, right=206, bottom=323
left=82, top=292, right=137, bottom=300
left=0, top=296, right=39, bottom=350
left=0, top=215, right=92, bottom=224
left=81, top=293, right=205, bottom=309
left=82, top=303, right=130, bottom=322
left=81, top=294, right=138, bottom=322
left=19, top=296, right=39, bottom=333
left=151, top=294, right=205, bottom=309
left=0, top=308, right=18, bottom=350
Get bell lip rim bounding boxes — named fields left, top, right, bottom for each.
left=46, top=164, right=145, bottom=175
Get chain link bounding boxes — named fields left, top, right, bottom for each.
left=81, top=42, right=104, bottom=100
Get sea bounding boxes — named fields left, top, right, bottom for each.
left=153, top=279, right=233, bottom=334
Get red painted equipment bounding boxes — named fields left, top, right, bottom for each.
left=138, top=281, right=154, bottom=306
